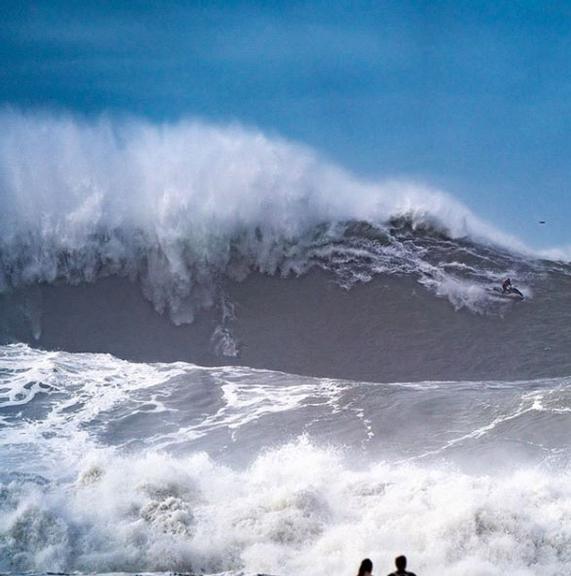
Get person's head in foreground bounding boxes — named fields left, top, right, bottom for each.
left=357, top=558, right=373, bottom=576
left=391, top=555, right=416, bottom=575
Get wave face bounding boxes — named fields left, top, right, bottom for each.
left=2, top=111, right=571, bottom=382
left=1, top=109, right=568, bottom=325
left=0, top=344, right=570, bottom=576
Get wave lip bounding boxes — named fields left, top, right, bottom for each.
left=1, top=109, right=568, bottom=322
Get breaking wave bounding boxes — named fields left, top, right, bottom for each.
left=1, top=110, right=567, bottom=322
left=1, top=445, right=569, bottom=576
left=0, top=344, right=570, bottom=576
left=2, top=110, right=571, bottom=576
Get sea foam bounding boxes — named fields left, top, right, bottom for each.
left=0, top=344, right=570, bottom=575
left=0, top=441, right=569, bottom=576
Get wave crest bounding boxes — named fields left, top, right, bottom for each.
left=0, top=109, right=558, bottom=321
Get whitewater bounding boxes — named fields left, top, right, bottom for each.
left=1, top=109, right=568, bottom=324
left=0, top=344, right=570, bottom=576
left=1, top=111, right=570, bottom=576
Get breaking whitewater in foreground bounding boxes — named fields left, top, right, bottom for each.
left=0, top=112, right=570, bottom=575
left=0, top=345, right=569, bottom=575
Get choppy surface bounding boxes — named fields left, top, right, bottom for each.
left=1, top=344, right=570, bottom=576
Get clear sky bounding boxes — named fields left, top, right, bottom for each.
left=1, top=0, right=570, bottom=247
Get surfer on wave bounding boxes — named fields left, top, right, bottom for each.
left=502, top=278, right=524, bottom=298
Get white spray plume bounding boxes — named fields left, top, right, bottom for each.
left=0, top=109, right=566, bottom=320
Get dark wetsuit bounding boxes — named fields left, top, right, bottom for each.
left=502, top=279, right=512, bottom=293
left=387, top=571, right=417, bottom=576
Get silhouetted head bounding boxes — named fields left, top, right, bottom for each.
left=395, top=555, right=407, bottom=571
left=357, top=558, right=373, bottom=576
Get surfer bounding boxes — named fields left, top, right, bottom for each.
left=501, top=278, right=524, bottom=298
left=387, top=555, right=417, bottom=576
left=357, top=558, right=373, bottom=576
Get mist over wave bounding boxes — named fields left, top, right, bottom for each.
left=1, top=109, right=566, bottom=323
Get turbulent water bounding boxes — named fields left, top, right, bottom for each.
left=1, top=112, right=570, bottom=575
left=0, top=345, right=570, bottom=576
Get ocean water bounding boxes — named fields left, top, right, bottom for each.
left=0, top=112, right=570, bottom=575
left=0, top=345, right=570, bottom=575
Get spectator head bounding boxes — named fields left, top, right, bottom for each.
left=358, top=558, right=373, bottom=576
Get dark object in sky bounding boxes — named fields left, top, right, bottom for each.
left=539, top=221, right=546, bottom=224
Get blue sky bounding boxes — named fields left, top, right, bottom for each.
left=1, top=0, right=570, bottom=247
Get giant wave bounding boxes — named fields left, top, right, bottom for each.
left=2, top=111, right=571, bottom=382
left=1, top=109, right=568, bottom=324
left=1, top=111, right=570, bottom=575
